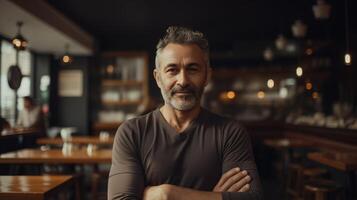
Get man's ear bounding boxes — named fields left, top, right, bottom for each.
left=204, top=67, right=212, bottom=86
left=153, top=68, right=161, bottom=88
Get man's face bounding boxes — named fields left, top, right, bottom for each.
left=154, top=43, right=211, bottom=111
left=24, top=99, right=31, bottom=110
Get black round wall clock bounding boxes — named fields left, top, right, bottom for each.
left=7, top=65, right=23, bottom=90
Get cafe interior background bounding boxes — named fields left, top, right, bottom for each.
left=0, top=0, right=356, bottom=199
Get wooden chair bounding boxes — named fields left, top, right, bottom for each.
left=303, top=179, right=344, bottom=200
left=287, top=163, right=328, bottom=198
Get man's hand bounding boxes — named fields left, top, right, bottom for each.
left=213, top=167, right=251, bottom=192
left=143, top=168, right=251, bottom=200
left=143, top=184, right=170, bottom=200
left=144, top=184, right=222, bottom=200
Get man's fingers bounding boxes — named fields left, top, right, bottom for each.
left=227, top=175, right=251, bottom=192
left=216, top=167, right=240, bottom=187
left=238, top=184, right=250, bottom=192
left=220, top=170, right=248, bottom=191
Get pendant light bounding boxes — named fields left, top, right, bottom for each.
left=61, top=44, right=73, bottom=64
left=11, top=21, right=28, bottom=51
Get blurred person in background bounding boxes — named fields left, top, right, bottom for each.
left=17, top=96, right=44, bottom=130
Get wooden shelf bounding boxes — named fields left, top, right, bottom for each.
left=102, top=79, right=143, bottom=87
left=102, top=100, right=142, bottom=106
left=93, top=51, right=149, bottom=133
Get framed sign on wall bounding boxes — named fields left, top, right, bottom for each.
left=58, top=70, right=83, bottom=97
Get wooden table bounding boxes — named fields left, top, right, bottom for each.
left=0, top=149, right=112, bottom=200
left=0, top=128, right=42, bottom=154
left=308, top=152, right=357, bottom=199
left=264, top=137, right=314, bottom=192
left=0, top=148, right=112, bottom=164
left=0, top=175, right=76, bottom=200
left=1, top=128, right=40, bottom=138
left=264, top=138, right=313, bottom=169
left=37, top=136, right=114, bottom=146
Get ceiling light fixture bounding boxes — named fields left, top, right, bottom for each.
left=296, top=66, right=303, bottom=77
left=62, top=44, right=73, bottom=64
left=11, top=21, right=28, bottom=51
left=267, top=79, right=275, bottom=88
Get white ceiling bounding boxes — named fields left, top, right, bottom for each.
left=0, top=0, right=93, bottom=56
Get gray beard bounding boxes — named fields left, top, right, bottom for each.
left=160, top=87, right=201, bottom=111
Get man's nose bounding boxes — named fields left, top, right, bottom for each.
left=176, top=70, right=189, bottom=87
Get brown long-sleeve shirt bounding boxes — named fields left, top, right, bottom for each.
left=108, top=108, right=263, bottom=200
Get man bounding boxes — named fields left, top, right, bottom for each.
left=17, top=96, right=44, bottom=129
left=108, top=26, right=263, bottom=200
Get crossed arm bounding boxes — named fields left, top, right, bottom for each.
left=108, top=142, right=256, bottom=200
left=143, top=167, right=251, bottom=200
left=108, top=122, right=263, bottom=200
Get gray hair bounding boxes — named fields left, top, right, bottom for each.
left=155, top=26, right=210, bottom=68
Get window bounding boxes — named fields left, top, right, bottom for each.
left=0, top=40, right=32, bottom=125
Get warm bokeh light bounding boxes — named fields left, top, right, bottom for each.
left=257, top=91, right=265, bottom=99
left=12, top=39, right=21, bottom=47
left=106, top=64, right=115, bottom=74
left=267, top=79, right=274, bottom=88
left=62, top=55, right=70, bottom=63
left=312, top=92, right=319, bottom=99
left=305, top=48, right=313, bottom=55
left=226, top=91, right=236, bottom=99
left=345, top=53, right=351, bottom=66
left=306, top=82, right=313, bottom=90
left=219, top=91, right=236, bottom=102
left=296, top=66, right=303, bottom=77
left=263, top=48, right=274, bottom=61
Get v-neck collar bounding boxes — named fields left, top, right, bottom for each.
left=155, top=107, right=204, bottom=136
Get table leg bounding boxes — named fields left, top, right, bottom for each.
left=75, top=174, right=81, bottom=200
left=92, top=164, right=100, bottom=200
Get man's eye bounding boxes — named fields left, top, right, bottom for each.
left=166, top=68, right=177, bottom=73
left=188, top=67, right=199, bottom=72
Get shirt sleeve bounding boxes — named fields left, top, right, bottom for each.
left=108, top=121, right=145, bottom=200
left=221, top=122, right=264, bottom=200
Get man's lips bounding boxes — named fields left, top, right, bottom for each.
left=174, top=91, right=193, bottom=95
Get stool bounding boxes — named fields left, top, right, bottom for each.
left=287, top=164, right=328, bottom=198
left=303, top=179, right=344, bottom=200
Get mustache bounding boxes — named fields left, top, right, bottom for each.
left=171, top=85, right=196, bottom=95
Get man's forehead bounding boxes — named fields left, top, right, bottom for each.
left=159, top=43, right=205, bottom=63
left=161, top=43, right=202, bottom=53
